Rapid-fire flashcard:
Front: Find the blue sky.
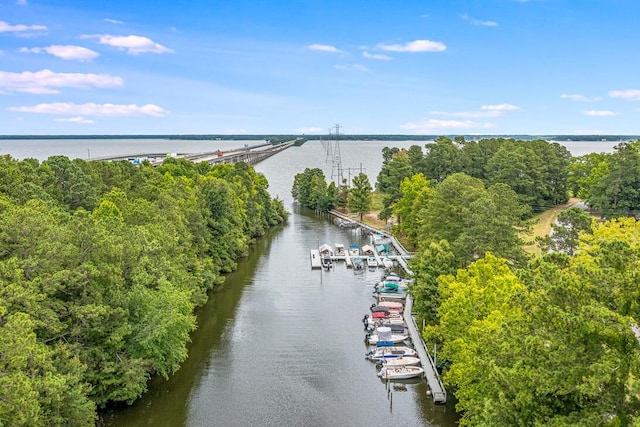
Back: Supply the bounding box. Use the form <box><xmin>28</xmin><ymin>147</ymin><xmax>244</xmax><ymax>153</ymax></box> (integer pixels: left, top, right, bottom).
<box><xmin>1</xmin><ymin>0</ymin><xmax>639</xmax><ymax>135</ymax></box>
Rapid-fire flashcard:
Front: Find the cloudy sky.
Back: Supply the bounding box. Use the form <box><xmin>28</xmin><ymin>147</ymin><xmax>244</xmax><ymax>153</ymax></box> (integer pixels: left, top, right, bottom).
<box><xmin>1</xmin><ymin>0</ymin><xmax>639</xmax><ymax>135</ymax></box>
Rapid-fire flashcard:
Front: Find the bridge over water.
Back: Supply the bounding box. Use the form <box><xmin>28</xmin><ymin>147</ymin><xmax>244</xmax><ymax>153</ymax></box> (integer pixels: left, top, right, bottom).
<box><xmin>92</xmin><ymin>140</ymin><xmax>296</xmax><ymax>166</ymax></box>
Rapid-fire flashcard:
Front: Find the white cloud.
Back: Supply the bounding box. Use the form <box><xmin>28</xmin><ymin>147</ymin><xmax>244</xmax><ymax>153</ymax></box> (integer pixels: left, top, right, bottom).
<box><xmin>561</xmin><ymin>93</ymin><xmax>602</xmax><ymax>102</ymax></box>
<box><xmin>401</xmin><ymin>119</ymin><xmax>494</xmax><ymax>133</ymax></box>
<box><xmin>583</xmin><ymin>110</ymin><xmax>617</xmax><ymax>116</ymax></box>
<box><xmin>307</xmin><ymin>43</ymin><xmax>344</xmax><ymax>53</ymax></box>
<box><xmin>0</xmin><ymin>20</ymin><xmax>46</xmax><ymax>33</ymax></box>
<box><xmin>104</xmin><ymin>18</ymin><xmax>124</xmax><ymax>25</ymax></box>
<box><xmin>377</xmin><ymin>39</ymin><xmax>446</xmax><ymax>53</ymax></box>
<box><xmin>8</xmin><ymin>102</ymin><xmax>169</xmax><ymax>117</ymax></box>
<box><xmin>481</xmin><ymin>104</ymin><xmax>519</xmax><ymax>111</ymax></box>
<box><xmin>461</xmin><ymin>14</ymin><xmax>498</xmax><ymax>27</ymax></box>
<box><xmin>83</xmin><ymin>34</ymin><xmax>174</xmax><ymax>55</ymax></box>
<box><xmin>609</xmin><ymin>89</ymin><xmax>640</xmax><ymax>101</ymax></box>
<box><xmin>333</xmin><ymin>64</ymin><xmax>369</xmax><ymax>72</ymax></box>
<box><xmin>20</xmin><ymin>45</ymin><xmax>99</xmax><ymax>61</ymax></box>
<box><xmin>0</xmin><ymin>69</ymin><xmax>123</xmax><ymax>94</ymax></box>
<box><xmin>55</xmin><ymin>116</ymin><xmax>94</xmax><ymax>124</ymax></box>
<box><xmin>363</xmin><ymin>51</ymin><xmax>392</xmax><ymax>60</ymax></box>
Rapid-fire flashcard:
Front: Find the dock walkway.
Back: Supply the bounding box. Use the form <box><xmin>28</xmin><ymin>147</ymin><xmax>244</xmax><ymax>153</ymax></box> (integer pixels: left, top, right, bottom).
<box><xmin>404</xmin><ymin>296</ymin><xmax>447</xmax><ymax>403</ymax></box>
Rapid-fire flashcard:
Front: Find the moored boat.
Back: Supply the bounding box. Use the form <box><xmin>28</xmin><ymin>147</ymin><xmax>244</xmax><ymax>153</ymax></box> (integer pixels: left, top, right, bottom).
<box><xmin>321</xmin><ymin>256</ymin><xmax>333</xmax><ymax>269</ymax></box>
<box><xmin>377</xmin><ymin>356</ymin><xmax>421</xmax><ymax>367</ymax></box>
<box><xmin>378</xmin><ymin>365</ymin><xmax>424</xmax><ymax>380</ymax></box>
<box><xmin>367</xmin><ymin>333</ymin><xmax>409</xmax><ymax>346</ymax></box>
<box><xmin>382</xmin><ymin>257</ymin><xmax>394</xmax><ymax>269</ymax></box>
<box><xmin>366</xmin><ymin>346</ymin><xmax>417</xmax><ymax>360</ymax></box>
<box><xmin>375</xmin><ymin>301</ymin><xmax>404</xmax><ymax>311</ymax></box>
<box><xmin>352</xmin><ymin>256</ymin><xmax>364</xmax><ymax>270</ymax></box>
<box><xmin>376</xmin><ymin>292</ymin><xmax>407</xmax><ymax>302</ymax></box>
<box><xmin>364</xmin><ymin>312</ymin><xmax>404</xmax><ymax>326</ymax></box>
<box><xmin>366</xmin><ymin>255</ymin><xmax>378</xmax><ymax>268</ymax></box>
<box><xmin>366</xmin><ymin>326</ymin><xmax>408</xmax><ymax>346</ymax></box>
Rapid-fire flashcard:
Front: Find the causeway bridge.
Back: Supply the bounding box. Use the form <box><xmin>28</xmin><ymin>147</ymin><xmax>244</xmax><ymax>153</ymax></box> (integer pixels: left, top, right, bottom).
<box><xmin>91</xmin><ymin>140</ymin><xmax>296</xmax><ymax>166</ymax></box>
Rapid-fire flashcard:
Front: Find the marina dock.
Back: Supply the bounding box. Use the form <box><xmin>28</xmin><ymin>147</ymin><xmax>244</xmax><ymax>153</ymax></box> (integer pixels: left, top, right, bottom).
<box><xmin>315</xmin><ymin>211</ymin><xmax>446</xmax><ymax>405</ymax></box>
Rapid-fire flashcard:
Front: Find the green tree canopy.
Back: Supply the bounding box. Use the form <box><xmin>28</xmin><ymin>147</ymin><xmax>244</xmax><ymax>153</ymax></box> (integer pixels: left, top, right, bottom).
<box><xmin>347</xmin><ymin>172</ymin><xmax>372</xmax><ymax>220</ymax></box>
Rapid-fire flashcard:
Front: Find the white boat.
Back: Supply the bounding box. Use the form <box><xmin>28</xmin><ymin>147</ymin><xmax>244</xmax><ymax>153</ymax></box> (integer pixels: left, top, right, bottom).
<box><xmin>376</xmin><ymin>292</ymin><xmax>407</xmax><ymax>302</ymax></box>
<box><xmin>367</xmin><ymin>333</ymin><xmax>409</xmax><ymax>345</ymax></box>
<box><xmin>366</xmin><ymin>346</ymin><xmax>417</xmax><ymax>360</ymax></box>
<box><xmin>334</xmin><ymin>243</ymin><xmax>345</xmax><ymax>256</ymax></box>
<box><xmin>379</xmin><ymin>356</ymin><xmax>421</xmax><ymax>367</ymax></box>
<box><xmin>382</xmin><ymin>257</ymin><xmax>394</xmax><ymax>268</ymax></box>
<box><xmin>378</xmin><ymin>365</ymin><xmax>424</xmax><ymax>380</ymax></box>
<box><xmin>348</xmin><ymin>244</ymin><xmax>360</xmax><ymax>256</ymax></box>
<box><xmin>321</xmin><ymin>256</ymin><xmax>333</xmax><ymax>269</ymax></box>
<box><xmin>366</xmin><ymin>256</ymin><xmax>378</xmax><ymax>268</ymax></box>
<box><xmin>366</xmin><ymin>326</ymin><xmax>408</xmax><ymax>345</ymax></box>
<box><xmin>352</xmin><ymin>256</ymin><xmax>364</xmax><ymax>270</ymax></box>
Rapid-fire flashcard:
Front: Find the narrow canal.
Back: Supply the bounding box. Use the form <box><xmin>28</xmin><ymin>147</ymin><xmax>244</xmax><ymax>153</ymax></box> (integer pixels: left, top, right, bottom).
<box><xmin>102</xmin><ymin>141</ymin><xmax>460</xmax><ymax>426</ymax></box>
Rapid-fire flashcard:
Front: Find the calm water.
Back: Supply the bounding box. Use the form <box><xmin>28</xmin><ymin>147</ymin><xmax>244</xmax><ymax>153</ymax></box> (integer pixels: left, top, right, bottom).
<box><xmin>0</xmin><ymin>138</ymin><xmax>620</xmax><ymax>426</ymax></box>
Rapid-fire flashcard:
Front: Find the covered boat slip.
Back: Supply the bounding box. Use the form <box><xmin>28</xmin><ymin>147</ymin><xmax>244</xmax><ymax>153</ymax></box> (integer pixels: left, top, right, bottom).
<box><xmin>310</xmin><ymin>242</ymin><xmax>394</xmax><ymax>269</ymax></box>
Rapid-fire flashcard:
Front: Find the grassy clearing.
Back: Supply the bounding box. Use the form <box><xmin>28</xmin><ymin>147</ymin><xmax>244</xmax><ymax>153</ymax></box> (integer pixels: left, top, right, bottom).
<box><xmin>523</xmin><ymin>197</ymin><xmax>581</xmax><ymax>255</ymax></box>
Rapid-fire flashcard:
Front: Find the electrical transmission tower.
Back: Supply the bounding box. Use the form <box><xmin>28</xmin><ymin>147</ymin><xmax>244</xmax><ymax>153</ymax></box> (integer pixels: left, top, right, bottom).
<box><xmin>330</xmin><ymin>123</ymin><xmax>343</xmax><ymax>185</ymax></box>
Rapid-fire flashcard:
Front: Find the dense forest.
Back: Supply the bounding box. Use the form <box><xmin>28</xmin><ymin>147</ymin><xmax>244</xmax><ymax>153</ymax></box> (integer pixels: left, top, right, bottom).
<box><xmin>0</xmin><ymin>155</ymin><xmax>287</xmax><ymax>426</ymax></box>
<box><xmin>293</xmin><ymin>137</ymin><xmax>640</xmax><ymax>426</ymax></box>
<box><xmin>386</xmin><ymin>138</ymin><xmax>640</xmax><ymax>426</ymax></box>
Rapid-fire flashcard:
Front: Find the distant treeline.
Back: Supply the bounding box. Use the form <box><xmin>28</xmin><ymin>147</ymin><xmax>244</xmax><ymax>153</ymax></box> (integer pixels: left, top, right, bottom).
<box><xmin>2</xmin><ymin>134</ymin><xmax>638</xmax><ymax>141</ymax></box>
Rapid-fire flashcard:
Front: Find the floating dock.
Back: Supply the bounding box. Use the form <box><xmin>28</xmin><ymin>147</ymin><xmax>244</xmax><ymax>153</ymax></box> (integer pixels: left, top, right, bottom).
<box><xmin>310</xmin><ymin>249</ymin><xmax>321</xmax><ymax>268</ymax></box>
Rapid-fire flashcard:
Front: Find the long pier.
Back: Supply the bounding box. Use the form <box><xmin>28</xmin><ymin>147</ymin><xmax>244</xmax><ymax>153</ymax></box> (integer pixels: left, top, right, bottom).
<box><xmin>92</xmin><ymin>140</ymin><xmax>296</xmax><ymax>166</ymax></box>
